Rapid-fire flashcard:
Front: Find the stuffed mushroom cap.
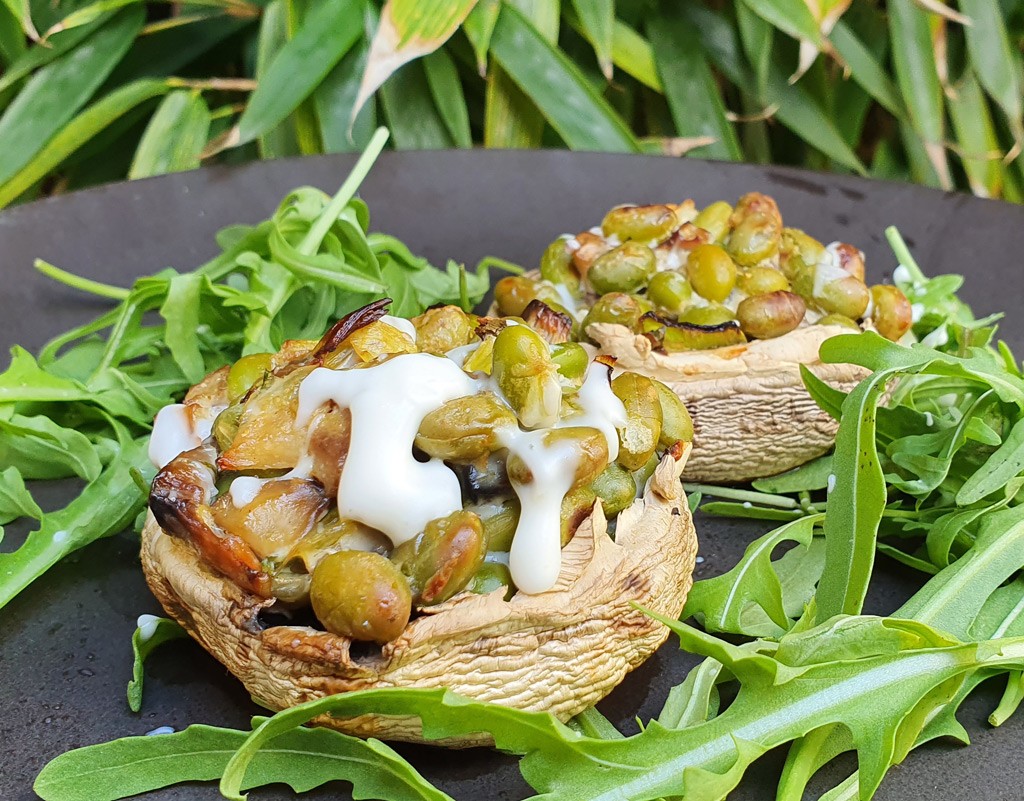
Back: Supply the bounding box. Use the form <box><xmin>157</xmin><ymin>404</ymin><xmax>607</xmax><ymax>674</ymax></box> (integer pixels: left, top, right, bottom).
<box><xmin>141</xmin><ymin>449</ymin><xmax>695</xmax><ymax>746</ymax></box>
<box><xmin>140</xmin><ymin>301</ymin><xmax>698</xmax><ymax>745</ymax></box>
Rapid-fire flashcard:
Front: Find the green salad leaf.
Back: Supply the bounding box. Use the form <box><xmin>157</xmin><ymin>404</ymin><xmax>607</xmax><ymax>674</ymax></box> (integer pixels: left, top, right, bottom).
<box><xmin>126</xmin><ymin>615</ymin><xmax>186</xmax><ymax>713</ymax></box>
<box><xmin>34</xmin><ymin>718</ymin><xmax>451</xmax><ymax>801</ymax></box>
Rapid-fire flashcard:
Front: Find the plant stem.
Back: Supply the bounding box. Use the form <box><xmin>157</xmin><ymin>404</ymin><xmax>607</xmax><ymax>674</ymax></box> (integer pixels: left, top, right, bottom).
<box><xmin>685</xmin><ymin>483</ymin><xmax>800</xmax><ymax>509</ymax></box>
<box><xmin>35</xmin><ymin>259</ymin><xmax>130</xmax><ymax>300</ymax></box>
<box><xmin>885</xmin><ymin>226</ymin><xmax>926</xmax><ymax>284</ymax></box>
<box><xmin>297</xmin><ymin>127</ymin><xmax>389</xmax><ymax>257</ymax></box>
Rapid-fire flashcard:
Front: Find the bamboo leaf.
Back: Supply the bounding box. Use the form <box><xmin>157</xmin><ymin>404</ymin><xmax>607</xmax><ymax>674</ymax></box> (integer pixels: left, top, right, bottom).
<box><xmin>959</xmin><ymin>0</ymin><xmax>1024</xmax><ymax>151</ymax></box>
<box><xmin>483</xmin><ymin>0</ymin><xmax>558</xmax><ymax>149</ymax></box>
<box><xmin>648</xmin><ymin>2</ymin><xmax>740</xmax><ymax>160</ymax></box>
<box><xmin>129</xmin><ymin>90</ymin><xmax>210</xmax><ymax>178</ymax></box>
<box><xmin>253</xmin><ymin>0</ymin><xmax>298</xmax><ymax>159</ymax></box>
<box><xmin>682</xmin><ymin>4</ymin><xmax>864</xmax><ymax>173</ymax></box>
<box><xmin>736</xmin><ymin>2</ymin><xmax>773</xmax><ymax>96</ymax></box>
<box><xmin>353</xmin><ymin>0</ymin><xmax>479</xmax><ymax>121</ymax></box>
<box><xmin>0</xmin><ymin>6</ymin><xmax>144</xmax><ymax>187</ymax></box>
<box><xmin>235</xmin><ymin>0</ymin><xmax>362</xmax><ymax>147</ymax></box>
<box><xmin>741</xmin><ymin>0</ymin><xmax>820</xmax><ymax>44</ymax></box>
<box><xmin>423</xmin><ymin>48</ymin><xmax>471</xmax><ymax>147</ymax></box>
<box><xmin>608</xmin><ymin>19</ymin><xmax>660</xmax><ymax>91</ymax></box>
<box><xmin>2</xmin><ymin>0</ymin><xmax>37</xmax><ymax>41</ymax></box>
<box><xmin>487</xmin><ymin>2</ymin><xmax>638</xmax><ymax>152</ymax></box>
<box><xmin>948</xmin><ymin>71</ymin><xmax>1006</xmax><ymax>198</ymax></box>
<box><xmin>888</xmin><ymin>0</ymin><xmax>951</xmax><ymax>188</ymax></box>
<box><xmin>314</xmin><ymin>8</ymin><xmax>377</xmax><ymax>154</ymax></box>
<box><xmin>0</xmin><ymin>2</ymin><xmax>25</xmax><ymax>66</ymax></box>
<box><xmin>379</xmin><ymin>59</ymin><xmax>454</xmax><ymax>149</ymax></box>
<box><xmin>830</xmin><ymin>20</ymin><xmax>905</xmax><ymax>117</ymax></box>
<box><xmin>107</xmin><ymin>12</ymin><xmax>248</xmax><ymax>85</ymax></box>
<box><xmin>462</xmin><ymin>0</ymin><xmax>499</xmax><ymax>75</ymax></box>
<box><xmin>0</xmin><ymin>78</ymin><xmax>170</xmax><ymax>208</ymax></box>
<box><xmin>569</xmin><ymin>0</ymin><xmax>613</xmax><ymax>80</ymax></box>
<box><xmin>0</xmin><ymin>16</ymin><xmax>105</xmax><ymax>95</ymax></box>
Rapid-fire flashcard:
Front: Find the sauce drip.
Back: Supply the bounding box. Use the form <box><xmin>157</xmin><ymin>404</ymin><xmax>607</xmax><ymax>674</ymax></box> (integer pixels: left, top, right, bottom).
<box><xmin>295</xmin><ymin>353</ymin><xmax>475</xmax><ymax>546</ymax></box>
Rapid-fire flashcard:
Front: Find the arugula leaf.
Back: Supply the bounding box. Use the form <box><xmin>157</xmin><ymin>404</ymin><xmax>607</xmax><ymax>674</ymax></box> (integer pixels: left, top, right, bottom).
<box><xmin>0</xmin><ymin>414</ymin><xmax>103</xmax><ymax>480</ymax></box>
<box><xmin>126</xmin><ymin>615</ymin><xmax>187</xmax><ymax>713</ymax></box>
<box><xmin>684</xmin><ymin>515</ymin><xmax>822</xmax><ymax>637</ymax></box>
<box><xmin>0</xmin><ymin>465</ymin><xmax>42</xmax><ymax>524</ymax></box>
<box><xmin>34</xmin><ymin>719</ymin><xmax>452</xmax><ymax>801</ymax></box>
<box><xmin>0</xmin><ymin>437</ymin><xmax>152</xmax><ymax>609</ymax></box>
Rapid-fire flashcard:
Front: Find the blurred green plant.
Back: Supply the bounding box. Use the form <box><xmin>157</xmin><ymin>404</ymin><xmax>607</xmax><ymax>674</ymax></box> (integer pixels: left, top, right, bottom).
<box><xmin>0</xmin><ymin>0</ymin><xmax>1021</xmax><ymax>207</ymax></box>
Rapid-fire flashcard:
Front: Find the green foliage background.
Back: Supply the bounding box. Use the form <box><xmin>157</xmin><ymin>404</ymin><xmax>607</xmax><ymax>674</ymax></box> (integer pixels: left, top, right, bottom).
<box><xmin>0</xmin><ymin>0</ymin><xmax>1021</xmax><ymax>208</ymax></box>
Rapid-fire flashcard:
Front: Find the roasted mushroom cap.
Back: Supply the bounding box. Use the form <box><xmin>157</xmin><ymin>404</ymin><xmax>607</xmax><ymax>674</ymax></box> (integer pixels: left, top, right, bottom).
<box><xmin>587</xmin><ymin>322</ymin><xmax>867</xmax><ymax>483</ymax></box>
<box><xmin>140</xmin><ymin>449</ymin><xmax>696</xmax><ymax>746</ymax></box>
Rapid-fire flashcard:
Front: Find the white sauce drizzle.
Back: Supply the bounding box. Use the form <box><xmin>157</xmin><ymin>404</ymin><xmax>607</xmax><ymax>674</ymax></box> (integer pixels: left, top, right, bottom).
<box><xmin>812</xmin><ymin>256</ymin><xmax>850</xmax><ymax>299</ymax></box>
<box><xmin>826</xmin><ymin>473</ymin><xmax>837</xmax><ymax>494</ymax></box>
<box><xmin>911</xmin><ymin>303</ymin><xmax>925</xmax><ymax>323</ymax></box>
<box><xmin>228</xmin><ymin>476</ymin><xmax>270</xmax><ymax>508</ymax></box>
<box><xmin>499</xmin><ymin>428</ymin><xmax>580</xmax><ymax>595</ymax></box>
<box><xmin>558</xmin><ymin>363</ymin><xmax>627</xmax><ymax>462</ymax></box>
<box><xmin>295</xmin><ymin>354</ymin><xmax>475</xmax><ymax>546</ymax></box>
<box><xmin>551</xmin><ymin>281</ymin><xmax>580</xmax><ymax>315</ymax></box>
<box><xmin>136</xmin><ymin>614</ymin><xmax>162</xmax><ymax>642</ymax></box>
<box><xmin>381</xmin><ymin>314</ymin><xmax>417</xmax><ymax>340</ymax></box>
<box><xmin>921</xmin><ymin>325</ymin><xmax>949</xmax><ymax>348</ymax></box>
<box><xmin>149</xmin><ymin>404</ymin><xmax>201</xmax><ymax>468</ymax></box>
<box><xmin>445</xmin><ymin>342</ymin><xmax>480</xmax><ymax>368</ymax></box>
<box><xmin>893</xmin><ymin>264</ymin><xmax>912</xmax><ymax>286</ymax></box>
<box><xmin>193</xmin><ymin>404</ymin><xmax>225</xmax><ymax>442</ymax></box>
<box><xmin>924</xmin><ymin>412</ymin><xmax>934</xmax><ymax>427</ymax></box>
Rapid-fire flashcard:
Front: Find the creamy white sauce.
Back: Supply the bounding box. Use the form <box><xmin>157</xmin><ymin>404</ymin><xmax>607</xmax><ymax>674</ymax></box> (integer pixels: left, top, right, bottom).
<box><xmin>228</xmin><ymin>475</ymin><xmax>270</xmax><ymax>508</ymax></box>
<box><xmin>558</xmin><ymin>363</ymin><xmax>626</xmax><ymax>462</ymax></box>
<box><xmin>445</xmin><ymin>342</ymin><xmax>480</xmax><ymax>368</ymax></box>
<box><xmin>149</xmin><ymin>404</ymin><xmax>201</xmax><ymax>468</ymax></box>
<box><xmin>193</xmin><ymin>404</ymin><xmax>226</xmax><ymax>443</ymax></box>
<box><xmin>500</xmin><ymin>427</ymin><xmax>580</xmax><ymax>595</ymax></box>
<box><xmin>146</xmin><ymin>726</ymin><xmax>175</xmax><ymax>736</ymax></box>
<box><xmin>565</xmin><ymin>236</ymin><xmax>581</xmax><ymax>253</ymax></box>
<box><xmin>381</xmin><ymin>315</ymin><xmax>417</xmax><ymax>340</ymax></box>
<box><xmin>136</xmin><ymin>614</ymin><xmax>162</xmax><ymax>642</ymax></box>
<box><xmin>893</xmin><ymin>264</ymin><xmax>912</xmax><ymax>286</ymax></box>
<box><xmin>826</xmin><ymin>473</ymin><xmax>837</xmax><ymax>494</ymax></box>
<box><xmin>924</xmin><ymin>412</ymin><xmax>934</xmax><ymax>427</ymax></box>
<box><xmin>812</xmin><ymin>257</ymin><xmax>850</xmax><ymax>299</ymax></box>
<box><xmin>295</xmin><ymin>354</ymin><xmax>475</xmax><ymax>546</ymax></box>
<box><xmin>551</xmin><ymin>281</ymin><xmax>580</xmax><ymax>316</ymax></box>
<box><xmin>921</xmin><ymin>325</ymin><xmax>949</xmax><ymax>348</ymax></box>
<box><xmin>911</xmin><ymin>303</ymin><xmax>925</xmax><ymax>323</ymax></box>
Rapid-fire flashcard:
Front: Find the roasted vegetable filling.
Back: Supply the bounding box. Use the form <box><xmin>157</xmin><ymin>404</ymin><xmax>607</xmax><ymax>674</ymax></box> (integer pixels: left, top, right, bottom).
<box><xmin>493</xmin><ymin>193</ymin><xmax>913</xmax><ymax>350</ymax></box>
<box><xmin>148</xmin><ymin>301</ymin><xmax>692</xmax><ymax>643</ymax></box>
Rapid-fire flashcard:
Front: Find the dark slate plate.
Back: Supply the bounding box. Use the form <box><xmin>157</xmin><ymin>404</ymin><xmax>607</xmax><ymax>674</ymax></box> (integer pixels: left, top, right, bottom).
<box><xmin>2</xmin><ymin>151</ymin><xmax>1024</xmax><ymax>801</ymax></box>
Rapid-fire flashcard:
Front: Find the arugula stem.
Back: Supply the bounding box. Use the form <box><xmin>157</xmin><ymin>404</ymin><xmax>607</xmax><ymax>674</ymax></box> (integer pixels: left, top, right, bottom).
<box><xmin>685</xmin><ymin>483</ymin><xmax>799</xmax><ymax>509</ymax></box>
<box><xmin>297</xmin><ymin>127</ymin><xmax>389</xmax><ymax>257</ymax></box>
<box><xmin>885</xmin><ymin>226</ymin><xmax>926</xmax><ymax>284</ymax></box>
<box><xmin>34</xmin><ymin>259</ymin><xmax>130</xmax><ymax>300</ymax></box>
<box><xmin>475</xmin><ymin>255</ymin><xmax>526</xmax><ymax>276</ymax></box>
